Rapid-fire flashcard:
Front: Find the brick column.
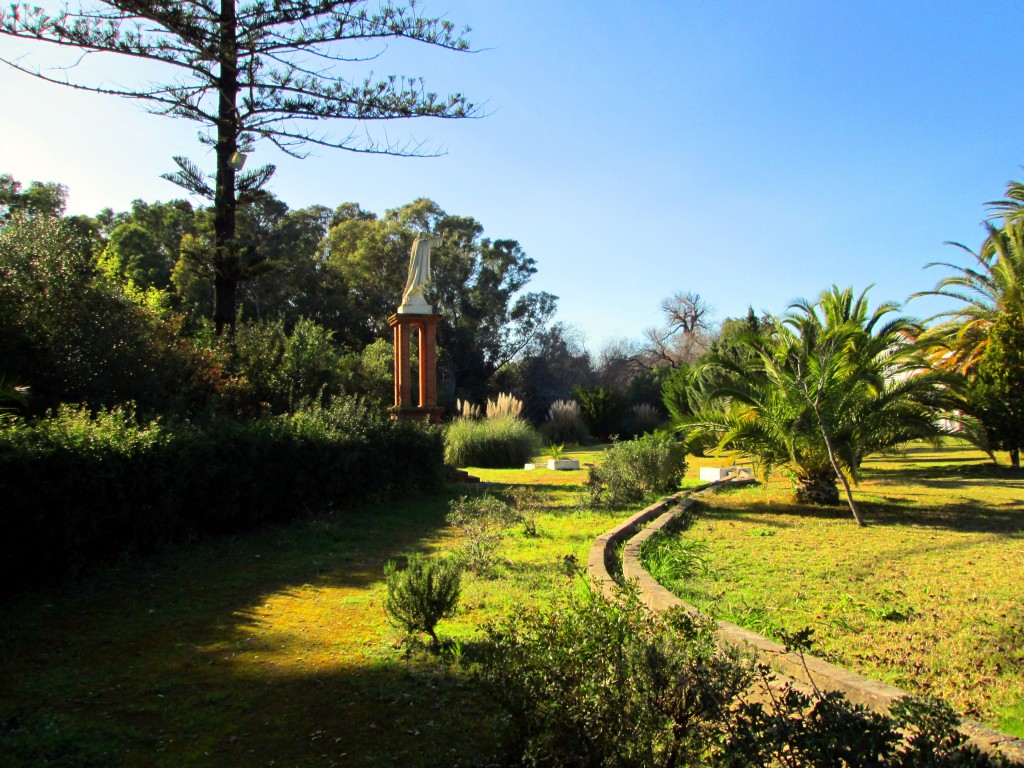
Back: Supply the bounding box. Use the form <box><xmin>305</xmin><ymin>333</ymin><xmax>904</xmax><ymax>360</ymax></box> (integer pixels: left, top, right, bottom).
<box><xmin>388</xmin><ymin>312</ymin><xmax>443</xmax><ymax>423</ymax></box>
<box><xmin>419</xmin><ymin>316</ymin><xmax>439</xmax><ymax>409</ymax></box>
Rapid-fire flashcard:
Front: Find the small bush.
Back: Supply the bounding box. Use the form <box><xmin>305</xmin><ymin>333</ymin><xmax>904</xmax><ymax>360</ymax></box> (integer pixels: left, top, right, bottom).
<box><xmin>503</xmin><ymin>485</ymin><xmax>547</xmax><ymax>537</ymax></box>
<box><xmin>482</xmin><ymin>584</ymin><xmax>752</xmax><ymax>768</ymax></box>
<box><xmin>581</xmin><ymin>433</ymin><xmax>687</xmax><ymax>509</ymax></box>
<box><xmin>383</xmin><ymin>553</ymin><xmax>462</xmax><ymax>649</ymax></box>
<box><xmin>444</xmin><ymin>415</ymin><xmax>541</xmax><ymax>468</ymax></box>
<box><xmin>541</xmin><ymin>399</ymin><xmax>590</xmax><ymax>445</ymax></box>
<box><xmin>446</xmin><ymin>494</ymin><xmax>521</xmax><ymax>575</ymax></box>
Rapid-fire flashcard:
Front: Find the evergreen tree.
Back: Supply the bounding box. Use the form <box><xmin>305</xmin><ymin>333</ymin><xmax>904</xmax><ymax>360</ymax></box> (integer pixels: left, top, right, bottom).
<box><xmin>1</xmin><ymin>1</ymin><xmax>478</xmax><ymax>333</ymax></box>
<box><xmin>972</xmin><ymin>305</ymin><xmax>1024</xmax><ymax>468</ymax></box>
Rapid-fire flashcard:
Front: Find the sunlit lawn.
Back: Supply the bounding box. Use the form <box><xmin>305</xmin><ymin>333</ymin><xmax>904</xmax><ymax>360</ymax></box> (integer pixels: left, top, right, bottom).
<box><xmin>0</xmin><ymin>445</ymin><xmax>627</xmax><ymax>767</ymax></box>
<box><xmin>655</xmin><ymin>442</ymin><xmax>1024</xmax><ymax>738</ymax></box>
<box><xmin>4</xmin><ymin>440</ymin><xmax>1022</xmax><ymax>766</ymax></box>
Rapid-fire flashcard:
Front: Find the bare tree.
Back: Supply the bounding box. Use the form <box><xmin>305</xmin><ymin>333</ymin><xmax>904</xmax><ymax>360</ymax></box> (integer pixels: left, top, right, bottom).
<box><xmin>1</xmin><ymin>1</ymin><xmax>478</xmax><ymax>332</ymax></box>
<box><xmin>637</xmin><ymin>291</ymin><xmax>713</xmax><ymax>369</ymax></box>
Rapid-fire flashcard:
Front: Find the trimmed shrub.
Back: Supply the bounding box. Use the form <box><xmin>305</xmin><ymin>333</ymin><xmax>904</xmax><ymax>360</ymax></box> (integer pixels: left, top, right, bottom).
<box><xmin>541</xmin><ymin>399</ymin><xmax>590</xmax><ymax>445</ymax></box>
<box><xmin>443</xmin><ymin>416</ymin><xmax>541</xmax><ymax>468</ymax></box>
<box><xmin>383</xmin><ymin>553</ymin><xmax>462</xmax><ymax>649</ymax></box>
<box><xmin>0</xmin><ymin>397</ymin><xmax>444</xmax><ymax>595</ymax></box>
<box><xmin>581</xmin><ymin>433</ymin><xmax>687</xmax><ymax>509</ymax></box>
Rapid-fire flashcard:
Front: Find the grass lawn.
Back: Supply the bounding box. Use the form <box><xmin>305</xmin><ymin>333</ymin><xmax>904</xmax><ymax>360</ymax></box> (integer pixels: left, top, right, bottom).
<box><xmin>4</xmin><ymin>441</ymin><xmax>1021</xmax><ymax>766</ymax></box>
<box><xmin>653</xmin><ymin>442</ymin><xmax>1024</xmax><ymax>738</ymax></box>
<box><xmin>0</xmin><ymin>446</ymin><xmax>628</xmax><ymax>767</ymax></box>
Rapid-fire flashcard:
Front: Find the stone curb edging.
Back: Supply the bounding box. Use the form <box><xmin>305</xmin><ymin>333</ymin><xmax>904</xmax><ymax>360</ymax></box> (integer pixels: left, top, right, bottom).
<box><xmin>589</xmin><ymin>478</ymin><xmax>1024</xmax><ymax>764</ymax></box>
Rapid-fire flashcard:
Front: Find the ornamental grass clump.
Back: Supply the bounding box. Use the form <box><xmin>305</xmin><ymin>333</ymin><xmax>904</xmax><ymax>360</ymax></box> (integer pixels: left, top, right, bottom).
<box><xmin>541</xmin><ymin>398</ymin><xmax>590</xmax><ymax>445</ymax></box>
<box><xmin>628</xmin><ymin>402</ymin><xmax>663</xmax><ymax>436</ymax></box>
<box><xmin>383</xmin><ymin>553</ymin><xmax>462</xmax><ymax>650</ymax></box>
<box><xmin>485</xmin><ymin>392</ymin><xmax>524</xmax><ymax>420</ymax></box>
<box><xmin>456</xmin><ymin>398</ymin><xmax>482</xmax><ymax>419</ymax></box>
<box><xmin>444</xmin><ymin>410</ymin><xmax>540</xmax><ymax>468</ymax></box>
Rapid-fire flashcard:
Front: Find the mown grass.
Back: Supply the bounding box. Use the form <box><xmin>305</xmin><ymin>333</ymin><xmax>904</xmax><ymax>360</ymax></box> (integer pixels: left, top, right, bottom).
<box><xmin>646</xmin><ymin>442</ymin><xmax>1024</xmax><ymax>738</ymax></box>
<box><xmin>0</xmin><ymin>445</ymin><xmax>632</xmax><ymax>767</ymax></box>
<box><xmin>8</xmin><ymin>440</ymin><xmax>1019</xmax><ymax>765</ymax></box>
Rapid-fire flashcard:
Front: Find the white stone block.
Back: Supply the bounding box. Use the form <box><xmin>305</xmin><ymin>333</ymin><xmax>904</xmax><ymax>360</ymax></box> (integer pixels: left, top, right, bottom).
<box><xmin>548</xmin><ymin>459</ymin><xmax>581</xmax><ymax>471</ymax></box>
<box><xmin>699</xmin><ymin>467</ymin><xmax>731</xmax><ymax>481</ymax></box>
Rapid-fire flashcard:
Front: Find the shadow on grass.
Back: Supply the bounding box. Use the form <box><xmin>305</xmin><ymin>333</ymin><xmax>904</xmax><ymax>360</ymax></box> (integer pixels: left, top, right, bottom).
<box><xmin>0</xmin><ymin>655</ymin><xmax>505</xmax><ymax>768</ymax></box>
<box><xmin>702</xmin><ymin>494</ymin><xmax>1024</xmax><ymax>537</ymax></box>
<box><xmin>869</xmin><ymin>461</ymin><xmax>1024</xmax><ymax>481</ymax></box>
<box><xmin>0</xmin><ymin>489</ymin><xmax>509</xmax><ymax>768</ymax></box>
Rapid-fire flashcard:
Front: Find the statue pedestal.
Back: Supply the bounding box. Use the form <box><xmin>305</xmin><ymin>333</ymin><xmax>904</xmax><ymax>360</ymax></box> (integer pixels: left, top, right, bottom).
<box><xmin>388</xmin><ymin>312</ymin><xmax>444</xmax><ymax>424</ymax></box>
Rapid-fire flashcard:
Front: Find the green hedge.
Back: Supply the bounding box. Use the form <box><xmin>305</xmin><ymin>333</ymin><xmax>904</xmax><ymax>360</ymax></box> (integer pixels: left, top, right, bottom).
<box><xmin>0</xmin><ymin>398</ymin><xmax>444</xmax><ymax>595</ymax></box>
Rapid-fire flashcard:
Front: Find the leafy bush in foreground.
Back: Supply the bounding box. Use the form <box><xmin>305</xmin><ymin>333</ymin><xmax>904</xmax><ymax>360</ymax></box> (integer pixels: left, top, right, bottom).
<box><xmin>443</xmin><ymin>415</ymin><xmax>541</xmax><ymax>468</ymax></box>
<box><xmin>581</xmin><ymin>433</ymin><xmax>687</xmax><ymax>509</ymax></box>
<box><xmin>0</xmin><ymin>397</ymin><xmax>444</xmax><ymax>594</ymax></box>
<box><xmin>482</xmin><ymin>587</ymin><xmax>1014</xmax><ymax>767</ymax></box>
<box><xmin>482</xmin><ymin>584</ymin><xmax>752</xmax><ymax>768</ymax></box>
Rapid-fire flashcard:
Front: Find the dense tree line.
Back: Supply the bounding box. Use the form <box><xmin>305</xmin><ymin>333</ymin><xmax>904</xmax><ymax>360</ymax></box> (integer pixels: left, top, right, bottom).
<box><xmin>0</xmin><ymin>173</ymin><xmax>562</xmax><ymax>415</ymax></box>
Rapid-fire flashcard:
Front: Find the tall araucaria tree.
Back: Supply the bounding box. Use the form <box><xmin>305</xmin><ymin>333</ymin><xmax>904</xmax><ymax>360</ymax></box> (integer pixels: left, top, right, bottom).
<box><xmin>0</xmin><ymin>1</ymin><xmax>478</xmax><ymax>333</ymax></box>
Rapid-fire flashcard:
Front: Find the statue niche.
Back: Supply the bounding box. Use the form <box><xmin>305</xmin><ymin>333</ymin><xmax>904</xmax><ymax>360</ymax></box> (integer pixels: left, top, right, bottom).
<box><xmin>389</xmin><ymin>234</ymin><xmax>444</xmax><ymax>423</ymax></box>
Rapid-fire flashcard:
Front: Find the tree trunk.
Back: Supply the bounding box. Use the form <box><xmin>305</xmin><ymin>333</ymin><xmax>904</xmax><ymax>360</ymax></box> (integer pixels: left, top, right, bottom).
<box><xmin>794</xmin><ymin>473</ymin><xmax>840</xmax><ymax>506</ymax></box>
<box><xmin>213</xmin><ymin>0</ymin><xmax>240</xmax><ymax>336</ymax></box>
<box><xmin>1012</xmin><ymin>448</ymin><xmax>1020</xmax><ymax>470</ymax></box>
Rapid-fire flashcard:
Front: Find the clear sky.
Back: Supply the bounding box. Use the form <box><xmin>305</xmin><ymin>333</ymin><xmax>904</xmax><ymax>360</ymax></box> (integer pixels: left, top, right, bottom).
<box><xmin>2</xmin><ymin>0</ymin><xmax>1022</xmax><ymax>349</ymax></box>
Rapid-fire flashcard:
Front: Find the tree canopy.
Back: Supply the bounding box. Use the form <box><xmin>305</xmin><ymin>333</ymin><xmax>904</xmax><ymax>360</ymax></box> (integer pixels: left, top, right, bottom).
<box><xmin>1</xmin><ymin>0</ymin><xmax>479</xmax><ymax>331</ymax></box>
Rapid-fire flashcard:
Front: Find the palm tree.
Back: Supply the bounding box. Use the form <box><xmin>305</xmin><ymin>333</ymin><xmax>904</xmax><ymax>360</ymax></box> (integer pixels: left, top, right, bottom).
<box><xmin>673</xmin><ymin>287</ymin><xmax>949</xmax><ymax>525</ymax></box>
<box><xmin>914</xmin><ymin>211</ymin><xmax>1024</xmax><ymax>376</ymax></box>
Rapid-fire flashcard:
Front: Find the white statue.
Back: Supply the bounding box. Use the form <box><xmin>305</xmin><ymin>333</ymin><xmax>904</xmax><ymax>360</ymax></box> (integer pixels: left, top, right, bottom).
<box><xmin>399</xmin><ymin>234</ymin><xmax>442</xmax><ymax>314</ymax></box>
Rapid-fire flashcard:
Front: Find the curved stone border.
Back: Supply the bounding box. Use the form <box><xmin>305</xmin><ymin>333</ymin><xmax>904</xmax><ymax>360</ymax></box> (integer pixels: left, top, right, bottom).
<box><xmin>588</xmin><ymin>479</ymin><xmax>1024</xmax><ymax>764</ymax></box>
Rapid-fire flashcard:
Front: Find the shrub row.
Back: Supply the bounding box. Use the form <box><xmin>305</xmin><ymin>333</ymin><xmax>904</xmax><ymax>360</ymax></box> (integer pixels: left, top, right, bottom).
<box><xmin>0</xmin><ymin>397</ymin><xmax>444</xmax><ymax>595</ymax></box>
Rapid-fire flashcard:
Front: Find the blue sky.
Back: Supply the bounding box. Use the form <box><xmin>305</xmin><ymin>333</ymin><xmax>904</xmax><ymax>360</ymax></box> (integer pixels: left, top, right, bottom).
<box><xmin>2</xmin><ymin>0</ymin><xmax>1023</xmax><ymax>348</ymax></box>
